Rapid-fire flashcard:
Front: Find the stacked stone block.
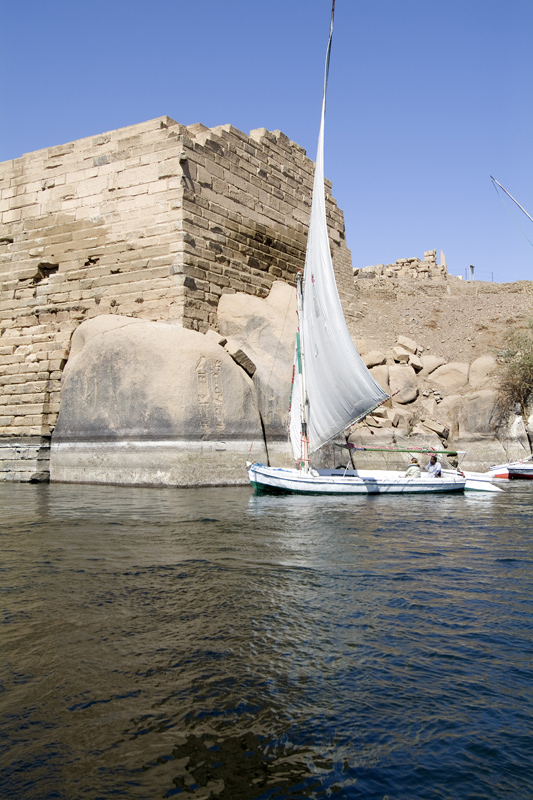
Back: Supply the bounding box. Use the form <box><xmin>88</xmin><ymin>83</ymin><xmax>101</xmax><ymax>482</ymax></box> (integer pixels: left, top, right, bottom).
<box><xmin>0</xmin><ymin>115</ymin><xmax>353</xmax><ymax>478</ymax></box>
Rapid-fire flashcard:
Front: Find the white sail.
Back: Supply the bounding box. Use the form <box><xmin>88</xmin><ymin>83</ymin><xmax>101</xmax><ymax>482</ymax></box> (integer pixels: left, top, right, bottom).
<box><xmin>248</xmin><ymin>6</ymin><xmax>468</xmax><ymax>496</ymax></box>
<box><xmin>289</xmin><ymin>10</ymin><xmax>388</xmax><ymax>461</ymax></box>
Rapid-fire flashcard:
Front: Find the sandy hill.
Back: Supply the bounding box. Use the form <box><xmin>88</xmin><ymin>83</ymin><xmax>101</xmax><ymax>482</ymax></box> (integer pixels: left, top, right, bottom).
<box><xmin>350</xmin><ymin>276</ymin><xmax>533</xmax><ymax>363</ymax></box>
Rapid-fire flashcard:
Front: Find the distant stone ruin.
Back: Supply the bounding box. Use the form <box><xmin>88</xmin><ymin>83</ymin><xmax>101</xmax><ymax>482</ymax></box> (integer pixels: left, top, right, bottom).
<box><xmin>355</xmin><ymin>249</ymin><xmax>448</xmax><ymax>281</ymax></box>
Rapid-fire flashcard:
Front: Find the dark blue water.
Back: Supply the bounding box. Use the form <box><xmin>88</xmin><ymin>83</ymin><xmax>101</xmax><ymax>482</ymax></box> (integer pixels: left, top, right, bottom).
<box><xmin>1</xmin><ymin>482</ymin><xmax>533</xmax><ymax>799</ymax></box>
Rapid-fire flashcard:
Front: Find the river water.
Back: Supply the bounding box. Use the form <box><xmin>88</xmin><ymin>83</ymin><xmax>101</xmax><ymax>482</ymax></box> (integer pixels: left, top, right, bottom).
<box><xmin>1</xmin><ymin>481</ymin><xmax>532</xmax><ymax>799</ymax></box>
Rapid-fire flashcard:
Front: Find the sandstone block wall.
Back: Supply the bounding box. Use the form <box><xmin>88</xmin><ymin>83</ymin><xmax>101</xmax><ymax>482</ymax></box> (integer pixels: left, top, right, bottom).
<box><xmin>0</xmin><ymin>115</ymin><xmax>353</xmax><ymax>469</ymax></box>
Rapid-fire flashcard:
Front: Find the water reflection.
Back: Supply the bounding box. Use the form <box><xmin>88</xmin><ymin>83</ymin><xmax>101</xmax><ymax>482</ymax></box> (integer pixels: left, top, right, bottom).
<box><xmin>1</xmin><ymin>482</ymin><xmax>533</xmax><ymax>799</ymax></box>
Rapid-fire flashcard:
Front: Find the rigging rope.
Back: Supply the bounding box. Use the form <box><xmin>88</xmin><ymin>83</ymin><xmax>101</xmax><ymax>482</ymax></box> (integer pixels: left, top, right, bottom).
<box><xmin>491</xmin><ymin>176</ymin><xmax>533</xmax><ymax>249</ymax></box>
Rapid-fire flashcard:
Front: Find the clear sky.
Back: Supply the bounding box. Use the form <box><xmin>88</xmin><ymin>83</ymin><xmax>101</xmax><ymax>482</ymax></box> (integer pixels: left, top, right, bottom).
<box><xmin>2</xmin><ymin>0</ymin><xmax>532</xmax><ymax>282</ymax></box>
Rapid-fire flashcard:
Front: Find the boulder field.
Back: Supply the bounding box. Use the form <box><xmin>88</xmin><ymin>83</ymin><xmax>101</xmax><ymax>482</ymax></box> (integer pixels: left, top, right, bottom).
<box><xmin>50</xmin><ymin>280</ymin><xmax>532</xmax><ymax>485</ymax></box>
<box><xmin>349</xmin><ymin>338</ymin><xmax>528</xmax><ymax>471</ymax></box>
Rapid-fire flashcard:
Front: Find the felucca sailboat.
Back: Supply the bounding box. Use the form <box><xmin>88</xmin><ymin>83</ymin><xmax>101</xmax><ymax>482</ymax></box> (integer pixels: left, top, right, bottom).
<box><xmin>247</xmin><ymin>2</ymin><xmax>466</xmax><ymax>495</ymax></box>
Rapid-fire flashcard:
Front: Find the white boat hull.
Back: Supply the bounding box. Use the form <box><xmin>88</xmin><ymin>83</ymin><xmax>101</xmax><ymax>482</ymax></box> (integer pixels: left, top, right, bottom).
<box><xmin>441</xmin><ymin>469</ymin><xmax>504</xmax><ymax>493</ymax></box>
<box><xmin>489</xmin><ymin>460</ymin><xmax>533</xmax><ymax>480</ymax></box>
<box><xmin>247</xmin><ymin>464</ymin><xmax>466</xmax><ymax>495</ymax></box>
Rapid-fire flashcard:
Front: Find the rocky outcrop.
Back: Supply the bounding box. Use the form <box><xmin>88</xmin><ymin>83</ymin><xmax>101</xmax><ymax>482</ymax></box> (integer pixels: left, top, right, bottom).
<box><xmin>3</xmin><ymin>114</ymin><xmax>532</xmax><ymax>484</ymax></box>
<box><xmin>50</xmin><ymin>280</ymin><xmax>531</xmax><ymax>484</ymax></box>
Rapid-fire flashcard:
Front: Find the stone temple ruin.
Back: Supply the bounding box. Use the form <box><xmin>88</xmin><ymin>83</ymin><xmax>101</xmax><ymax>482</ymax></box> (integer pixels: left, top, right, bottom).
<box><xmin>355</xmin><ymin>249</ymin><xmax>448</xmax><ymax>281</ymax></box>
<box><xmin>0</xmin><ymin>116</ymin><xmax>353</xmax><ymax>482</ymax></box>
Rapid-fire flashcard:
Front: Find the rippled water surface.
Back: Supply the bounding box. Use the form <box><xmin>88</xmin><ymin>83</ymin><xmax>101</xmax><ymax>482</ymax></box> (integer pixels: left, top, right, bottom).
<box><xmin>1</xmin><ymin>482</ymin><xmax>533</xmax><ymax>799</ymax></box>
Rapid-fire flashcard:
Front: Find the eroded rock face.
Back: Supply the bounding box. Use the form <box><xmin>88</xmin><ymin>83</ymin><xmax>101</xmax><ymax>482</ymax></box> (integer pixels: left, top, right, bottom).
<box><xmin>55</xmin><ymin>316</ymin><xmax>262</xmax><ymax>441</ymax></box>
<box><xmin>51</xmin><ymin>315</ymin><xmax>268</xmax><ymax>485</ymax></box>
<box><xmin>217</xmin><ymin>282</ymin><xmax>297</xmax><ymax>439</ymax></box>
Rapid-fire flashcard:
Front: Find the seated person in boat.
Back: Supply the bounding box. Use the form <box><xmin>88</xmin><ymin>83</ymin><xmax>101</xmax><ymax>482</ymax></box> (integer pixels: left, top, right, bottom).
<box><xmin>405</xmin><ymin>457</ymin><xmax>421</xmax><ymax>478</ymax></box>
<box><xmin>426</xmin><ymin>454</ymin><xmax>442</xmax><ymax>478</ymax></box>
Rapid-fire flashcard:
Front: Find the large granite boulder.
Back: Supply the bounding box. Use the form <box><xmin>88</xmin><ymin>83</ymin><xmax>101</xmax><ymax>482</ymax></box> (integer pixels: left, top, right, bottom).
<box><xmin>51</xmin><ymin>315</ymin><xmax>268</xmax><ymax>485</ymax></box>
<box><xmin>419</xmin><ymin>355</ymin><xmax>446</xmax><ymax>376</ymax></box>
<box><xmin>431</xmin><ymin>362</ymin><xmax>469</xmax><ymax>392</ymax></box>
<box><xmin>457</xmin><ymin>390</ymin><xmax>499</xmax><ymax>440</ymax></box>
<box><xmin>389</xmin><ymin>364</ymin><xmax>418</xmax><ymax>403</ymax></box>
<box><xmin>363</xmin><ymin>350</ymin><xmax>386</xmax><ymax>368</ymax></box>
<box><xmin>434</xmin><ymin>394</ymin><xmax>463</xmax><ymax>441</ymax></box>
<box><xmin>468</xmin><ymin>355</ymin><xmax>497</xmax><ymax>389</ymax></box>
<box><xmin>217</xmin><ymin>282</ymin><xmax>296</xmax><ymax>444</ymax></box>
<box><xmin>454</xmin><ymin>389</ymin><xmax>524</xmax><ymax>470</ymax></box>
<box><xmin>369</xmin><ymin>364</ymin><xmax>389</xmax><ymax>392</ymax></box>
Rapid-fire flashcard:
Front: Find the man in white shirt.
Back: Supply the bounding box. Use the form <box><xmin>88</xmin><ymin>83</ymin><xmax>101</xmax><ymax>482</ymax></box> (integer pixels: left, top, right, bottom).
<box><xmin>426</xmin><ymin>454</ymin><xmax>442</xmax><ymax>477</ymax></box>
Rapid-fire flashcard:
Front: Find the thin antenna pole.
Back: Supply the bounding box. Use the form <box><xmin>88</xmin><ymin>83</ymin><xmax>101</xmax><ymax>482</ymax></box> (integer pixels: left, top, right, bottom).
<box><xmin>491</xmin><ymin>176</ymin><xmax>533</xmax><ymax>225</ymax></box>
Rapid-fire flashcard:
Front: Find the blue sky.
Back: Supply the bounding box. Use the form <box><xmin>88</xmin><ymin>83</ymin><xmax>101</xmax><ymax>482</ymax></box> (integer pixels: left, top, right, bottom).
<box><xmin>2</xmin><ymin>0</ymin><xmax>532</xmax><ymax>282</ymax></box>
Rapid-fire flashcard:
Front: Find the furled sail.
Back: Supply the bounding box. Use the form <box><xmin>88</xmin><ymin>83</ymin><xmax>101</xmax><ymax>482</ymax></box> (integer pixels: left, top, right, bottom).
<box><xmin>289</xmin><ymin>4</ymin><xmax>389</xmax><ymax>460</ymax></box>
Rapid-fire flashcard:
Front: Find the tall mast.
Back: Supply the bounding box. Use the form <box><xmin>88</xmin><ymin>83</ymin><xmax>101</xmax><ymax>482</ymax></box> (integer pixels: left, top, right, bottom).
<box><xmin>297</xmin><ymin>0</ymin><xmax>336</xmax><ymax>472</ymax></box>
<box><xmin>288</xmin><ymin>0</ymin><xmax>388</xmax><ymax>462</ymax></box>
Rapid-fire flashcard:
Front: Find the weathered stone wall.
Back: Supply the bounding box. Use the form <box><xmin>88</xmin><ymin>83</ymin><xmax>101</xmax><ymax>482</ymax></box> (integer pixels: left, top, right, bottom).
<box><xmin>0</xmin><ymin>437</ymin><xmax>50</xmax><ymax>482</ymax></box>
<box><xmin>0</xmin><ymin>116</ymin><xmax>353</xmax><ymax>479</ymax></box>
<box><xmin>173</xmin><ymin>122</ymin><xmax>351</xmax><ymax>329</ymax></box>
